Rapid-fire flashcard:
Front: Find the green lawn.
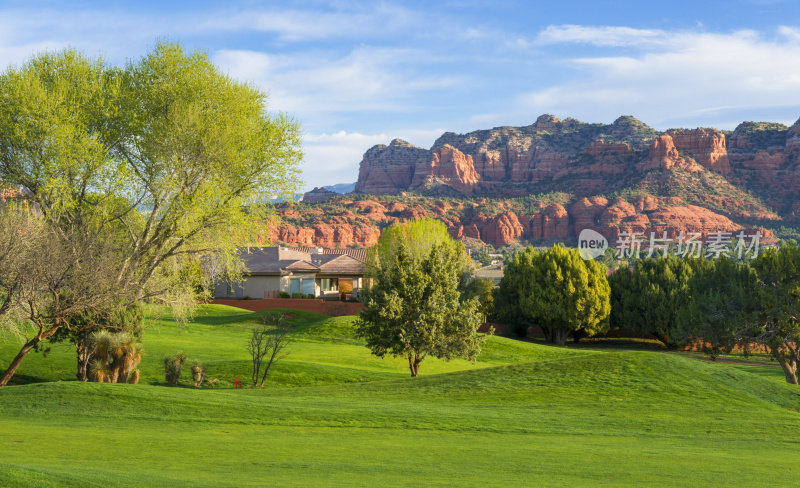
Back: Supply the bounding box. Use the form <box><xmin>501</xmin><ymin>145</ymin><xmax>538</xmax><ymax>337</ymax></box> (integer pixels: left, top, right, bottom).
<box><xmin>1</xmin><ymin>305</ymin><xmax>799</xmax><ymax>486</ymax></box>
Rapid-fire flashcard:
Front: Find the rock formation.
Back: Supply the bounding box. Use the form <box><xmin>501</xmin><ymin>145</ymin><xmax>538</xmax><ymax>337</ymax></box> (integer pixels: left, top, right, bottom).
<box><xmin>667</xmin><ymin>128</ymin><xmax>731</xmax><ymax>174</ymax></box>
<box><xmin>352</xmin><ymin>115</ymin><xmax>796</xmax><ymax>205</ymax></box>
<box><xmin>411</xmin><ymin>144</ymin><xmax>481</xmax><ymax>194</ymax></box>
<box><xmin>354</xmin><ymin>139</ymin><xmax>429</xmax><ymax>194</ymax></box>
<box><xmin>302</xmin><ymin>187</ymin><xmax>337</xmax><ymax>204</ymax></box>
<box><xmin>269</xmin><ymin>193</ymin><xmax>776</xmax><ymax>249</ymax></box>
<box><xmin>274</xmin><ymin>115</ymin><xmax>796</xmax><ymax>250</ymax></box>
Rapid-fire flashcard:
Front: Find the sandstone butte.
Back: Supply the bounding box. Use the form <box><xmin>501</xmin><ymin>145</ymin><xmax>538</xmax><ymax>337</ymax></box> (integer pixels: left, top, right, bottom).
<box><xmin>282</xmin><ymin>115</ymin><xmax>798</xmax><ymax>249</ymax></box>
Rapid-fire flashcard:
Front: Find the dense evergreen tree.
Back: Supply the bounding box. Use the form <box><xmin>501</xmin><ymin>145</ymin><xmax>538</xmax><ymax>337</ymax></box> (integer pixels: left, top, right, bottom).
<box><xmin>676</xmin><ymin>256</ymin><xmax>759</xmax><ymax>359</ymax></box>
<box><xmin>608</xmin><ymin>255</ymin><xmax>695</xmax><ymax>345</ymax></box>
<box><xmin>496</xmin><ymin>245</ymin><xmax>610</xmax><ymax>346</ymax></box>
<box><xmin>751</xmin><ymin>243</ymin><xmax>800</xmax><ymax>384</ymax></box>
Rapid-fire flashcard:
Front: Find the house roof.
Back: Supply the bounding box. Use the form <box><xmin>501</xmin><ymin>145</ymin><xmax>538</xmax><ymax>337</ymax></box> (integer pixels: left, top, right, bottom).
<box><xmin>285</xmin><ymin>246</ymin><xmax>367</xmax><ymax>263</ymax></box>
<box><xmin>240</xmin><ymin>246</ymin><xmax>365</xmax><ymax>276</ymax></box>
<box><xmin>312</xmin><ymin>254</ymin><xmax>365</xmax><ymax>275</ymax></box>
<box><xmin>283</xmin><ymin>260</ymin><xmax>319</xmax><ymax>272</ymax></box>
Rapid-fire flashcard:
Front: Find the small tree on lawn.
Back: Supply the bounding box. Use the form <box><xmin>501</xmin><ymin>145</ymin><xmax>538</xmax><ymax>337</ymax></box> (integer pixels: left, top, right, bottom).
<box><xmin>355</xmin><ymin>221</ymin><xmax>486</xmax><ymax>377</ymax></box>
<box><xmin>497</xmin><ymin>245</ymin><xmax>610</xmax><ymax>346</ymax></box>
<box><xmin>248</xmin><ymin>312</ymin><xmax>292</xmax><ymax>387</ymax></box>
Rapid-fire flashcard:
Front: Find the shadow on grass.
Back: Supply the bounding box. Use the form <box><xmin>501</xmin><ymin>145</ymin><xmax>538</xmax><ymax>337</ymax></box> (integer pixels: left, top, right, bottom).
<box><xmin>507</xmin><ymin>334</ymin><xmax>668</xmax><ymax>351</ymax></box>
<box><xmin>2</xmin><ymin>373</ymin><xmax>73</xmax><ymax>386</ymax></box>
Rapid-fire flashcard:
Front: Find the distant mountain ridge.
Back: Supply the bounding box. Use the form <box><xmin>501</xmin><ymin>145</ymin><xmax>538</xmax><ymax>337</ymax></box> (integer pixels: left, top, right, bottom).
<box><xmin>267</xmin><ymin>115</ymin><xmax>799</xmax><ymax>250</ymax></box>
<box><xmin>353</xmin><ymin>114</ymin><xmax>799</xmax><ymax>213</ymax></box>
<box><xmin>324</xmin><ymin>182</ymin><xmax>356</xmax><ymax>194</ymax></box>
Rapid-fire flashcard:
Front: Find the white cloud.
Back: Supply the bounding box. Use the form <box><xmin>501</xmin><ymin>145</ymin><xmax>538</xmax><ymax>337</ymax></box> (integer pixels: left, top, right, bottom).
<box><xmin>521</xmin><ymin>26</ymin><xmax>800</xmax><ymax>129</ymax></box>
<box><xmin>302</xmin><ymin>131</ymin><xmax>386</xmax><ymax>187</ymax></box>
<box><xmin>778</xmin><ymin>25</ymin><xmax>800</xmax><ymax>43</ymax></box>
<box><xmin>301</xmin><ymin>128</ymin><xmax>445</xmax><ymax>190</ymax></box>
<box><xmin>0</xmin><ymin>7</ymin><xmax>194</xmax><ymax>66</ymax></box>
<box><xmin>214</xmin><ymin>47</ymin><xmax>462</xmax><ymax>119</ymax></box>
<box><xmin>199</xmin><ymin>4</ymin><xmax>417</xmax><ymax>42</ymax></box>
<box><xmin>0</xmin><ymin>41</ymin><xmax>65</xmax><ymax>70</ymax></box>
<box><xmin>536</xmin><ymin>25</ymin><xmax>667</xmax><ymax>47</ymax></box>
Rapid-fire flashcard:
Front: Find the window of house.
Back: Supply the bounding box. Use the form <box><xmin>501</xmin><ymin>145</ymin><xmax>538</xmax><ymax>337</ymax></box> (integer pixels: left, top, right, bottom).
<box><xmin>320</xmin><ymin>278</ymin><xmax>338</xmax><ymax>292</ymax></box>
<box><xmin>289</xmin><ymin>277</ymin><xmax>316</xmax><ymax>296</ymax></box>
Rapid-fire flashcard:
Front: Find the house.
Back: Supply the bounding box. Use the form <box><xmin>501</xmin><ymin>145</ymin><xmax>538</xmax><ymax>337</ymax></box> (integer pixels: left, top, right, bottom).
<box><xmin>475</xmin><ymin>263</ymin><xmax>504</xmax><ymax>285</ymax></box>
<box><xmin>214</xmin><ymin>246</ymin><xmax>367</xmax><ymax>300</ymax></box>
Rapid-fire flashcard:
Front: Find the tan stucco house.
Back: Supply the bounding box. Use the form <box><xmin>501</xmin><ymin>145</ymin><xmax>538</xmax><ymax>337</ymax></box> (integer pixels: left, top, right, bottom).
<box><xmin>214</xmin><ymin>246</ymin><xmax>367</xmax><ymax>300</ymax></box>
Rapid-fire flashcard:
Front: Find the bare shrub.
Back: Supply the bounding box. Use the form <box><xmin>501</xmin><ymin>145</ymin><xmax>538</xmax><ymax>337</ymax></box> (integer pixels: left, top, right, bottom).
<box><xmin>163</xmin><ymin>352</ymin><xmax>187</xmax><ymax>386</ymax></box>
<box><xmin>191</xmin><ymin>362</ymin><xmax>205</xmax><ymax>387</ymax></box>
<box><xmin>248</xmin><ymin>313</ymin><xmax>292</xmax><ymax>387</ymax></box>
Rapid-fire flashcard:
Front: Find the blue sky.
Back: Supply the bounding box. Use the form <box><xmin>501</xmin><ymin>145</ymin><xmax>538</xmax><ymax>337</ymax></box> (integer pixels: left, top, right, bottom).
<box><xmin>2</xmin><ymin>0</ymin><xmax>800</xmax><ymax>189</ymax></box>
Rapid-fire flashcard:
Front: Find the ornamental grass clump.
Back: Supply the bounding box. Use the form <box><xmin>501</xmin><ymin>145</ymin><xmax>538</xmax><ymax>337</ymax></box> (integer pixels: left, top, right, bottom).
<box><xmin>88</xmin><ymin>330</ymin><xmax>142</xmax><ymax>383</ymax></box>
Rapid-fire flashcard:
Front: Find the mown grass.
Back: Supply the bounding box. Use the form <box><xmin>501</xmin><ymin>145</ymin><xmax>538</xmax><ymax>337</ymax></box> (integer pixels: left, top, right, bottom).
<box><xmin>0</xmin><ymin>305</ymin><xmax>584</xmax><ymax>387</ymax></box>
<box><xmin>1</xmin><ymin>305</ymin><xmax>799</xmax><ymax>486</ymax></box>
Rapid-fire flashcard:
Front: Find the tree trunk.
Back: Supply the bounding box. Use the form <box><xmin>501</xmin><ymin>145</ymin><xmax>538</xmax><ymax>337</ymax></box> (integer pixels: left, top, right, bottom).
<box><xmin>408</xmin><ymin>353</ymin><xmax>421</xmax><ymax>377</ymax></box>
<box><xmin>0</xmin><ymin>325</ymin><xmax>60</xmax><ymax>387</ymax></box>
<box><xmin>549</xmin><ymin>328</ymin><xmax>569</xmax><ymax>346</ymax></box>
<box><xmin>0</xmin><ymin>338</ymin><xmax>40</xmax><ymax>386</ymax></box>
<box><xmin>75</xmin><ymin>339</ymin><xmax>92</xmax><ymax>382</ymax></box>
<box><xmin>541</xmin><ymin>326</ymin><xmax>553</xmax><ymax>343</ymax></box>
<box><xmin>773</xmin><ymin>347</ymin><xmax>799</xmax><ymax>385</ymax></box>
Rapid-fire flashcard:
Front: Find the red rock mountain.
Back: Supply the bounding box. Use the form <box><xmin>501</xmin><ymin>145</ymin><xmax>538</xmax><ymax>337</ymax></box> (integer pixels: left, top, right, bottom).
<box><xmin>272</xmin><ymin>115</ymin><xmax>798</xmax><ymax>249</ymax></box>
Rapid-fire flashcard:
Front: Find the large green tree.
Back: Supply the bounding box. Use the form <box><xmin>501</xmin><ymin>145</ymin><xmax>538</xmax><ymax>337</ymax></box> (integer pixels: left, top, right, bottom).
<box><xmin>365</xmin><ymin>216</ymin><xmax>470</xmax><ymax>273</ymax></box>
<box><xmin>608</xmin><ymin>255</ymin><xmax>696</xmax><ymax>345</ymax></box>
<box><xmin>676</xmin><ymin>256</ymin><xmax>759</xmax><ymax>359</ymax></box>
<box><xmin>0</xmin><ymin>43</ymin><xmax>302</xmax><ymax>385</ymax></box>
<box><xmin>671</xmin><ymin>244</ymin><xmax>800</xmax><ymax>385</ymax></box>
<box><xmin>496</xmin><ymin>245</ymin><xmax>610</xmax><ymax>346</ymax></box>
<box><xmin>356</xmin><ymin>220</ymin><xmax>486</xmax><ymax>377</ymax></box>
<box><xmin>751</xmin><ymin>243</ymin><xmax>800</xmax><ymax>384</ymax></box>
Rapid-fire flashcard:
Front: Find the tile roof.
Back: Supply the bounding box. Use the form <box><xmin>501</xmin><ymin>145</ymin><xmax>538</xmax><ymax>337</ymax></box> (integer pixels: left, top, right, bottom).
<box><xmin>313</xmin><ymin>254</ymin><xmax>365</xmax><ymax>275</ymax></box>
<box><xmin>240</xmin><ymin>246</ymin><xmax>366</xmax><ymax>276</ymax></box>
<box><xmin>285</xmin><ymin>246</ymin><xmax>367</xmax><ymax>263</ymax></box>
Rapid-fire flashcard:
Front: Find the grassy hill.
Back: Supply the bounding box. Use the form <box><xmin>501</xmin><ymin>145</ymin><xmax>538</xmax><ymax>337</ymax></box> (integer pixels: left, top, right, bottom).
<box><xmin>1</xmin><ymin>305</ymin><xmax>799</xmax><ymax>486</ymax></box>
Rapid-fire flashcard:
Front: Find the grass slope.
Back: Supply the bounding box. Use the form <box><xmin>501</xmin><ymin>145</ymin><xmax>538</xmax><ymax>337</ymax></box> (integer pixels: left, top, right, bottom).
<box><xmin>1</xmin><ymin>305</ymin><xmax>799</xmax><ymax>486</ymax></box>
<box><xmin>1</xmin><ymin>305</ymin><xmax>584</xmax><ymax>387</ymax></box>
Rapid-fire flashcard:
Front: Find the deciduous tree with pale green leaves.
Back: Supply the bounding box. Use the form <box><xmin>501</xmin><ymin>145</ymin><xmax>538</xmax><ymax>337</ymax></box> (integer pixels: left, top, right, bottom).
<box><xmin>356</xmin><ymin>220</ymin><xmax>486</xmax><ymax>377</ymax></box>
<box><xmin>496</xmin><ymin>245</ymin><xmax>610</xmax><ymax>346</ymax></box>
